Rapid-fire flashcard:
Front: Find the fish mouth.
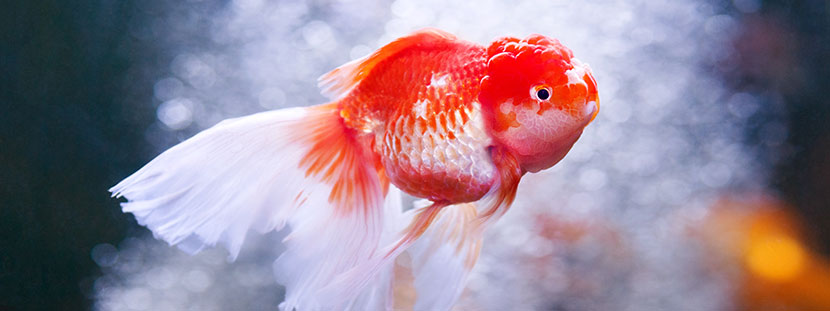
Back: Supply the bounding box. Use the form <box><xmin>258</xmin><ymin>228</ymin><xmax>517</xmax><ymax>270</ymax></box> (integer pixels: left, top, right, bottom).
<box><xmin>579</xmin><ymin>60</ymin><xmax>599</xmax><ymax>123</ymax></box>
<box><xmin>584</xmin><ymin>99</ymin><xmax>599</xmax><ymax>124</ymax></box>
<box><xmin>575</xmin><ymin>97</ymin><xmax>598</xmax><ymax>128</ymax></box>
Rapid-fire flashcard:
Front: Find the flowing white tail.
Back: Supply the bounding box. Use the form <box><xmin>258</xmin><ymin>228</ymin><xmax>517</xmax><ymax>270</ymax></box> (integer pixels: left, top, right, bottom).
<box><xmin>111</xmin><ymin>103</ymin><xmax>485</xmax><ymax>310</ymax></box>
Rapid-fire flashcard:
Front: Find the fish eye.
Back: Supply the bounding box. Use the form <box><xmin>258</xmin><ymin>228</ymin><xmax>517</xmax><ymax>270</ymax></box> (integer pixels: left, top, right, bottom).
<box><xmin>533</xmin><ymin>85</ymin><xmax>552</xmax><ymax>101</ymax></box>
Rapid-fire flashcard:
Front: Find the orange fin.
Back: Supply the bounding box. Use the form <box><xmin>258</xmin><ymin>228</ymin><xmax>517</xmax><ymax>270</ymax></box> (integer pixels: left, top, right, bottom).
<box><xmin>385</xmin><ymin>201</ymin><xmax>448</xmax><ymax>257</ymax></box>
<box><xmin>427</xmin><ymin>203</ymin><xmax>482</xmax><ymax>268</ymax></box>
<box><xmin>317</xmin><ymin>28</ymin><xmax>458</xmax><ymax>99</ymax></box>
<box><xmin>476</xmin><ymin>146</ymin><xmax>523</xmax><ymax>228</ymax></box>
<box><xmin>296</xmin><ymin>103</ymin><xmax>387</xmax><ymax>215</ymax></box>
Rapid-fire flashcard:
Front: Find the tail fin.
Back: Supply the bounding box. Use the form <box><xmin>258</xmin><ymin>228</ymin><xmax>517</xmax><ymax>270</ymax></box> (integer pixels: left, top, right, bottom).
<box><xmin>110</xmin><ymin>103</ymin><xmax>390</xmax><ymax>309</ymax></box>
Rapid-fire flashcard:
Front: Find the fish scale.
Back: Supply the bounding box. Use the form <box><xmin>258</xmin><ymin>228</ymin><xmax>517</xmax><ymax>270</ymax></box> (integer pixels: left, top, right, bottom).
<box><xmin>379</xmin><ymin>101</ymin><xmax>495</xmax><ymax>203</ymax></box>
<box><xmin>337</xmin><ymin>41</ymin><xmax>496</xmax><ymax>203</ymax></box>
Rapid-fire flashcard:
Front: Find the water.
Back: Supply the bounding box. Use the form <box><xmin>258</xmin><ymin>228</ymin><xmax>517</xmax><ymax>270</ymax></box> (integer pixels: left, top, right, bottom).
<box><xmin>96</xmin><ymin>0</ymin><xmax>768</xmax><ymax>310</ymax></box>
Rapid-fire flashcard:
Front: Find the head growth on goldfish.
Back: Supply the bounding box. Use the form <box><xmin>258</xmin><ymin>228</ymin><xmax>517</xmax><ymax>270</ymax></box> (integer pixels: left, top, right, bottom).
<box><xmin>480</xmin><ymin>34</ymin><xmax>599</xmax><ymax>173</ymax></box>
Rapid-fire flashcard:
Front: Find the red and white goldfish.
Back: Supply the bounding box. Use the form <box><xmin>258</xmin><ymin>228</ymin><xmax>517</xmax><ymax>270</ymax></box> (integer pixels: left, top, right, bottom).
<box><xmin>111</xmin><ymin>28</ymin><xmax>598</xmax><ymax>310</ymax></box>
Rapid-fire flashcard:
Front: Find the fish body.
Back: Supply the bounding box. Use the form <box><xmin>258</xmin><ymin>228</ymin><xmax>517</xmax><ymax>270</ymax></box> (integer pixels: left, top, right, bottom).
<box><xmin>111</xmin><ymin>29</ymin><xmax>598</xmax><ymax>310</ymax></box>
<box><xmin>328</xmin><ymin>30</ymin><xmax>597</xmax><ymax>203</ymax></box>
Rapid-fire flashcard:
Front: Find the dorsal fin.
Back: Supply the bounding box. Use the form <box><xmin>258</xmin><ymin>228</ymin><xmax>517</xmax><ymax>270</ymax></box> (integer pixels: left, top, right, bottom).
<box><xmin>318</xmin><ymin>28</ymin><xmax>458</xmax><ymax>100</ymax></box>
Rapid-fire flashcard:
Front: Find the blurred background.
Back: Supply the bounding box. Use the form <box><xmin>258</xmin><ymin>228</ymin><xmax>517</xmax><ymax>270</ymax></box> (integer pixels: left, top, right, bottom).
<box><xmin>1</xmin><ymin>0</ymin><xmax>828</xmax><ymax>310</ymax></box>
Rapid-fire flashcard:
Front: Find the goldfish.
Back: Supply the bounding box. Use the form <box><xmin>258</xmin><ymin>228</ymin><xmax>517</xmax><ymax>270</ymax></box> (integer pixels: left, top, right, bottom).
<box><xmin>110</xmin><ymin>28</ymin><xmax>598</xmax><ymax>310</ymax></box>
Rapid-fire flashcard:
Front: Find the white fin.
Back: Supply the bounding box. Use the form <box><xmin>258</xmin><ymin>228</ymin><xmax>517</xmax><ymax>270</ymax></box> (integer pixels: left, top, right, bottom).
<box><xmin>111</xmin><ymin>104</ymin><xmax>390</xmax><ymax>309</ymax></box>
<box><xmin>276</xmin><ymin>186</ymin><xmax>405</xmax><ymax>311</ymax></box>
<box><xmin>111</xmin><ymin>108</ymin><xmax>312</xmax><ymax>259</ymax></box>
<box><xmin>406</xmin><ymin>200</ymin><xmax>482</xmax><ymax>311</ymax></box>
<box><xmin>344</xmin><ymin>187</ymin><xmax>405</xmax><ymax>311</ymax></box>
<box><xmin>312</xmin><ymin>199</ymin><xmax>485</xmax><ymax>311</ymax></box>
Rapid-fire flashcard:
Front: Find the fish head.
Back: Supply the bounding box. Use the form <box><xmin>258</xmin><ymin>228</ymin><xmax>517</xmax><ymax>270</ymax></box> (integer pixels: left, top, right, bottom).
<box><xmin>480</xmin><ymin>34</ymin><xmax>599</xmax><ymax>173</ymax></box>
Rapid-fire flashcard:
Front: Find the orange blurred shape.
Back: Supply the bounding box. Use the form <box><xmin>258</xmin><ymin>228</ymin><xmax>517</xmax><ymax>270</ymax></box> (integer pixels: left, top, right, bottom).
<box><xmin>698</xmin><ymin>195</ymin><xmax>830</xmax><ymax>311</ymax></box>
<box><xmin>745</xmin><ymin>234</ymin><xmax>805</xmax><ymax>282</ymax></box>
